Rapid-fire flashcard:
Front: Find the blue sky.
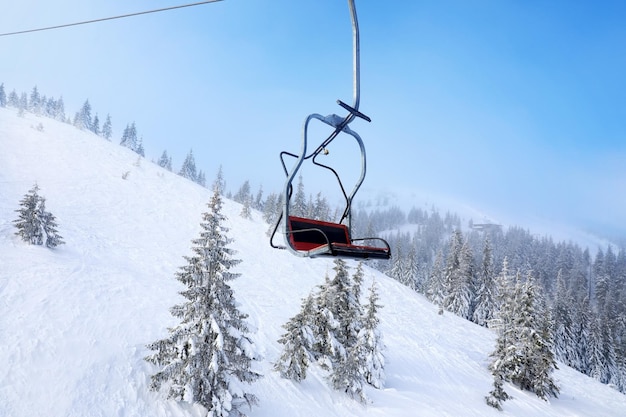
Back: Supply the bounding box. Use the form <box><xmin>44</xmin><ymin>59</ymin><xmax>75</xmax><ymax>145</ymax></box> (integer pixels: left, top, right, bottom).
<box><xmin>2</xmin><ymin>0</ymin><xmax>626</xmax><ymax>239</ymax></box>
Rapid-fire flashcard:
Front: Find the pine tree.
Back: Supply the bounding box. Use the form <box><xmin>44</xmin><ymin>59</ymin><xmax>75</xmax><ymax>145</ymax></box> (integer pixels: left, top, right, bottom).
<box><xmin>44</xmin><ymin>97</ymin><xmax>56</xmax><ymax>118</ymax></box>
<box><xmin>311</xmin><ymin>267</ymin><xmax>346</xmax><ymax>370</ymax></box>
<box><xmin>404</xmin><ymin>242</ymin><xmax>420</xmax><ymax>291</ymax></box>
<box><xmin>102</xmin><ymin>114</ymin><xmax>113</xmax><ymax>140</ymax></box>
<box><xmin>489</xmin><ymin>268</ymin><xmax>559</xmax><ymax>401</ymax></box>
<box><xmin>426</xmin><ymin>249</ymin><xmax>446</xmax><ymax>314</ymax></box>
<box><xmin>262</xmin><ymin>193</ymin><xmax>278</xmax><ymax>224</ymax></box>
<box><xmin>74</xmin><ymin>99</ymin><xmax>92</xmax><ymax>131</ymax></box>
<box><xmin>330</xmin><ymin>342</ymin><xmax>368</xmax><ymax>404</ymax></box>
<box><xmin>178</xmin><ymin>149</ymin><xmax>198</xmax><ymax>182</ymax></box>
<box><xmin>291</xmin><ymin>175</ymin><xmax>307</xmax><ymax>217</ymax></box>
<box><xmin>443</xmin><ymin>230</ymin><xmax>474</xmax><ymax>319</ymax></box>
<box><xmin>328</xmin><ymin>259</ymin><xmax>361</xmax><ymax>354</ymax></box>
<box><xmin>13</xmin><ymin>184</ymin><xmax>64</xmax><ymax>247</ymax></box>
<box><xmin>214</xmin><ymin>165</ymin><xmax>226</xmax><ymax>195</ymax></box>
<box><xmin>54</xmin><ymin>97</ymin><xmax>66</xmax><ymax>122</ymax></box>
<box><xmin>145</xmin><ymin>186</ymin><xmax>261</xmax><ymax>416</ymax></box>
<box><xmin>329</xmin><ymin>273</ymin><xmax>384</xmax><ymax>404</ymax></box>
<box><xmin>572</xmin><ymin>296</ymin><xmax>592</xmax><ymax>374</ymax></box>
<box><xmin>486</xmin><ymin>260</ymin><xmax>516</xmax><ymax>408</ymax></box>
<box><xmin>274</xmin><ymin>293</ymin><xmax>316</xmax><ymax>382</ymax></box>
<box><xmin>239</xmin><ymin>196</ymin><xmax>252</xmax><ymax>219</ymax></box>
<box><xmin>311</xmin><ymin>259</ymin><xmax>363</xmax><ymax>372</ymax></box>
<box><xmin>388</xmin><ymin>240</ymin><xmax>405</xmax><ymax>284</ymax></box>
<box><xmin>14</xmin><ymin>184</ymin><xmax>43</xmax><ymax>245</ymax></box>
<box><xmin>158</xmin><ymin>150</ymin><xmax>173</xmax><ymax>171</ymax></box>
<box><xmin>136</xmin><ymin>137</ymin><xmax>145</xmax><ymax>157</ymax></box>
<box><xmin>233</xmin><ymin>180</ymin><xmax>251</xmax><ymax>204</ymax></box>
<box><xmin>18</xmin><ymin>92</ymin><xmax>27</xmax><ymax>116</ymax></box>
<box><xmin>485</xmin><ymin>370</ymin><xmax>510</xmax><ymax>410</ymax></box>
<box><xmin>472</xmin><ymin>237</ymin><xmax>496</xmax><ymax>327</ymax></box>
<box><xmin>8</xmin><ymin>89</ymin><xmax>18</xmax><ymax>107</ymax></box>
<box><xmin>517</xmin><ymin>272</ymin><xmax>558</xmax><ymax>400</ymax></box>
<box><xmin>0</xmin><ymin>83</ymin><xmax>7</xmax><ymax>107</ymax></box>
<box><xmin>253</xmin><ymin>186</ymin><xmax>264</xmax><ymax>211</ymax></box>
<box><xmin>92</xmin><ymin>113</ymin><xmax>100</xmax><ymax>135</ymax></box>
<box><xmin>37</xmin><ymin>198</ymin><xmax>65</xmax><ymax>248</ymax></box>
<box><xmin>29</xmin><ymin>85</ymin><xmax>41</xmax><ymax>114</ymax></box>
<box><xmin>359</xmin><ymin>280</ymin><xmax>385</xmax><ymax>389</ymax></box>
<box><xmin>196</xmin><ymin>170</ymin><xmax>207</xmax><ymax>187</ymax></box>
<box><xmin>120</xmin><ymin>122</ymin><xmax>138</xmax><ymax>151</ymax></box>
<box><xmin>552</xmin><ymin>269</ymin><xmax>576</xmax><ymax>366</ymax></box>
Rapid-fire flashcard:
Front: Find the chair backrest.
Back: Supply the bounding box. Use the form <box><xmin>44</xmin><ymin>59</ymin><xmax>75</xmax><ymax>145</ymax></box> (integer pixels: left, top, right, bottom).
<box><xmin>287</xmin><ymin>216</ymin><xmax>350</xmax><ymax>251</ymax></box>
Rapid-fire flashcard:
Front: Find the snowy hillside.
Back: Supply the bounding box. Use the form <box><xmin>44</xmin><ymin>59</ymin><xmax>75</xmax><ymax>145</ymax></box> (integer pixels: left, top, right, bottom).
<box><xmin>1</xmin><ymin>106</ymin><xmax>625</xmax><ymax>417</ymax></box>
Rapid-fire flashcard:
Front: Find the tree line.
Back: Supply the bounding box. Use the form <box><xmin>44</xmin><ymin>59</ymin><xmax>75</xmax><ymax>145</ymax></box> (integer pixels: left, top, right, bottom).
<box><xmin>235</xmin><ymin>175</ymin><xmax>626</xmax><ymax>400</ymax></box>
<box><xmin>0</xmin><ymin>82</ymin><xmax>207</xmax><ymax>187</ymax></box>
<box><xmin>360</xmin><ymin>202</ymin><xmax>626</xmax><ymax>397</ymax></box>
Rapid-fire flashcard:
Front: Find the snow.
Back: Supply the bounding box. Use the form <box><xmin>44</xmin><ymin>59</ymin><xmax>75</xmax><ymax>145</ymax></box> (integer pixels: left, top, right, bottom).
<box><xmin>1</xmin><ymin>106</ymin><xmax>625</xmax><ymax>416</ymax></box>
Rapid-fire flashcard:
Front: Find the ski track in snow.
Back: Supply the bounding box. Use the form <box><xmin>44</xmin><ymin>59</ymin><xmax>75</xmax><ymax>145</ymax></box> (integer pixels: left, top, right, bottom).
<box><xmin>1</xmin><ymin>107</ymin><xmax>626</xmax><ymax>416</ymax></box>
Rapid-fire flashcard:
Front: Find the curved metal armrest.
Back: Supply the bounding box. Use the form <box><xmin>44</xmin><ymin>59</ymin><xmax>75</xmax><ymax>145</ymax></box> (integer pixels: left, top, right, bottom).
<box><xmin>350</xmin><ymin>236</ymin><xmax>391</xmax><ymax>252</ymax></box>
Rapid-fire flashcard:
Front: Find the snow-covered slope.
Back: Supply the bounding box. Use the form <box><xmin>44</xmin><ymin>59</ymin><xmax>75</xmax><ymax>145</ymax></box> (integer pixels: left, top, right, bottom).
<box><xmin>1</xmin><ymin>107</ymin><xmax>625</xmax><ymax>417</ymax></box>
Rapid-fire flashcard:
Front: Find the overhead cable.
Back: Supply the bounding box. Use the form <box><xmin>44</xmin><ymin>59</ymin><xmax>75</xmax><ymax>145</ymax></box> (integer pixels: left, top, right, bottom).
<box><xmin>0</xmin><ymin>0</ymin><xmax>223</xmax><ymax>37</ymax></box>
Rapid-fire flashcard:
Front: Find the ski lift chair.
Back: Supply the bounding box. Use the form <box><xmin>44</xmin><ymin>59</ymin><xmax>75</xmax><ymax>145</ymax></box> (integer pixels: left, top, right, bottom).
<box><xmin>269</xmin><ymin>0</ymin><xmax>391</xmax><ymax>260</ymax></box>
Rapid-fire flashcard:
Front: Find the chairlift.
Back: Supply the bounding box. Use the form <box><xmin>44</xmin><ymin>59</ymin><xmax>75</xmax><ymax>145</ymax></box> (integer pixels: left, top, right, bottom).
<box><xmin>269</xmin><ymin>0</ymin><xmax>391</xmax><ymax>260</ymax></box>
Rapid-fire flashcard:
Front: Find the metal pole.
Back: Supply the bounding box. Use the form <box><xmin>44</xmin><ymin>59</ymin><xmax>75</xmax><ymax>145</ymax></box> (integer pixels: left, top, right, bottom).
<box><xmin>348</xmin><ymin>0</ymin><xmax>361</xmax><ymax>112</ymax></box>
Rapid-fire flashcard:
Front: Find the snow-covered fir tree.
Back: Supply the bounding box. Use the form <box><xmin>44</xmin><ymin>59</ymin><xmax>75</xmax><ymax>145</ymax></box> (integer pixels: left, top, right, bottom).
<box><xmin>330</xmin><ymin>273</ymin><xmax>385</xmax><ymax>404</ymax></box>
<box><xmin>101</xmin><ymin>114</ymin><xmax>113</xmax><ymax>141</ymax></box>
<box><xmin>312</xmin><ymin>271</ymin><xmax>344</xmax><ymax>370</ymax></box>
<box><xmin>291</xmin><ymin>175</ymin><xmax>307</xmax><ymax>217</ymax></box>
<box><xmin>310</xmin><ymin>192</ymin><xmax>330</xmax><ymax>221</ymax></box>
<box><xmin>486</xmin><ymin>259</ymin><xmax>515</xmax><ymax>409</ymax></box>
<box><xmin>472</xmin><ymin>236</ymin><xmax>497</xmax><ymax>327</ymax></box>
<box><xmin>196</xmin><ymin>170</ymin><xmax>207</xmax><ymax>187</ymax></box>
<box><xmin>214</xmin><ymin>165</ymin><xmax>226</xmax><ymax>195</ymax></box>
<box><xmin>443</xmin><ymin>230</ymin><xmax>475</xmax><ymax>320</ymax></box>
<box><xmin>14</xmin><ymin>184</ymin><xmax>44</xmax><ymax>245</ymax></box>
<box><xmin>517</xmin><ymin>272</ymin><xmax>559</xmax><ymax>400</ymax></box>
<box><xmin>178</xmin><ymin>149</ymin><xmax>198</xmax><ymax>182</ymax></box>
<box><xmin>274</xmin><ymin>292</ymin><xmax>316</xmax><ymax>382</ymax></box>
<box><xmin>330</xmin><ymin>340</ymin><xmax>368</xmax><ymax>404</ymax></box>
<box><xmin>253</xmin><ymin>186</ymin><xmax>264</xmax><ymax>211</ymax></box>
<box><xmin>29</xmin><ymin>85</ymin><xmax>41</xmax><ymax>114</ymax></box>
<box><xmin>74</xmin><ymin>99</ymin><xmax>92</xmax><ymax>131</ymax></box>
<box><xmin>13</xmin><ymin>184</ymin><xmax>64</xmax><ymax>248</ymax></box>
<box><xmin>426</xmin><ymin>249</ymin><xmax>446</xmax><ymax>314</ymax></box>
<box><xmin>145</xmin><ymin>185</ymin><xmax>261</xmax><ymax>417</ymax></box>
<box><xmin>485</xmin><ymin>367</ymin><xmax>510</xmax><ymax>410</ymax></box>
<box><xmin>276</xmin><ymin>261</ymin><xmax>384</xmax><ymax>402</ymax></box>
<box><xmin>239</xmin><ymin>196</ymin><xmax>252</xmax><ymax>219</ymax></box>
<box><xmin>37</xmin><ymin>197</ymin><xmax>65</xmax><ymax>248</ymax></box>
<box><xmin>488</xmin><ymin>267</ymin><xmax>559</xmax><ymax>402</ymax></box>
<box><xmin>403</xmin><ymin>242</ymin><xmax>420</xmax><ymax>291</ymax></box>
<box><xmin>120</xmin><ymin>122</ymin><xmax>138</xmax><ymax>151</ymax></box>
<box><xmin>359</xmin><ymin>280</ymin><xmax>385</xmax><ymax>389</ymax></box>
<box><xmin>157</xmin><ymin>150</ymin><xmax>173</xmax><ymax>171</ymax></box>
<box><xmin>325</xmin><ymin>259</ymin><xmax>361</xmax><ymax>361</ymax></box>
<box><xmin>0</xmin><ymin>83</ymin><xmax>6</xmax><ymax>107</ymax></box>
<box><xmin>53</xmin><ymin>97</ymin><xmax>66</xmax><ymax>122</ymax></box>
<box><xmin>18</xmin><ymin>92</ymin><xmax>27</xmax><ymax>116</ymax></box>
<box><xmin>92</xmin><ymin>113</ymin><xmax>100</xmax><ymax>135</ymax></box>
<box><xmin>136</xmin><ymin>137</ymin><xmax>145</xmax><ymax>157</ymax></box>
<box><xmin>233</xmin><ymin>180</ymin><xmax>251</xmax><ymax>205</ymax></box>
<box><xmin>8</xmin><ymin>89</ymin><xmax>18</xmax><ymax>107</ymax></box>
<box><xmin>552</xmin><ymin>269</ymin><xmax>576</xmax><ymax>367</ymax></box>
